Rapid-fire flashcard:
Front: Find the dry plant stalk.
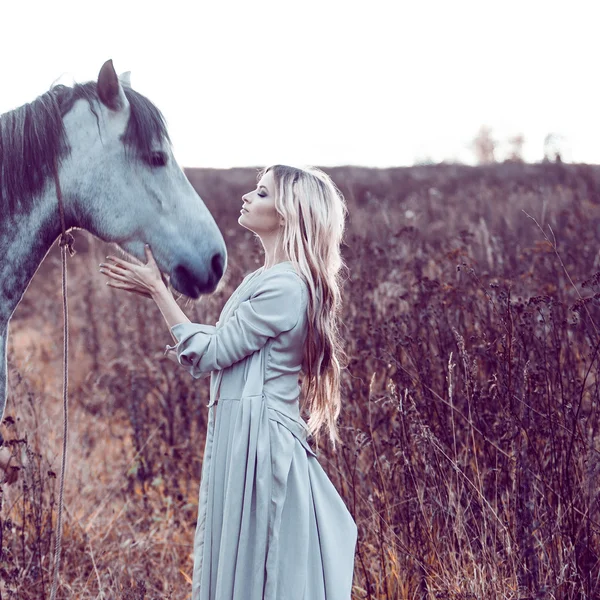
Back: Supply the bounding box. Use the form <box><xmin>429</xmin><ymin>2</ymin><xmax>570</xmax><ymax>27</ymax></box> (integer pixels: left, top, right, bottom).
<box><xmin>1</xmin><ymin>162</ymin><xmax>600</xmax><ymax>599</ymax></box>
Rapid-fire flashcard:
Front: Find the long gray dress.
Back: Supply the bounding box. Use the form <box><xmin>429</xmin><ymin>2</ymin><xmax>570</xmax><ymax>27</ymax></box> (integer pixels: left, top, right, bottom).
<box><xmin>164</xmin><ymin>261</ymin><xmax>357</xmax><ymax>600</ymax></box>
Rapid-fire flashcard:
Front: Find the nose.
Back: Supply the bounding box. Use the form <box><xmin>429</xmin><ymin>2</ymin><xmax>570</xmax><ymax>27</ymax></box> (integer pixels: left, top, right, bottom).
<box><xmin>171</xmin><ymin>248</ymin><xmax>227</xmax><ymax>298</ymax></box>
<box><xmin>211</xmin><ymin>250</ymin><xmax>225</xmax><ymax>281</ymax></box>
<box><xmin>202</xmin><ymin>249</ymin><xmax>226</xmax><ymax>291</ymax></box>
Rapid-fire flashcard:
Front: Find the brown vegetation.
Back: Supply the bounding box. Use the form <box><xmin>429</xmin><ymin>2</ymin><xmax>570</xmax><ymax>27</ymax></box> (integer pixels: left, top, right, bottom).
<box><xmin>2</xmin><ymin>162</ymin><xmax>600</xmax><ymax>598</ymax></box>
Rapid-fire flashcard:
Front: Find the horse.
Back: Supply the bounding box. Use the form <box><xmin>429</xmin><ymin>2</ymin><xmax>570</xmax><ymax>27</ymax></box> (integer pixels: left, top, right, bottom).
<box><xmin>0</xmin><ymin>59</ymin><xmax>227</xmax><ymax>472</ymax></box>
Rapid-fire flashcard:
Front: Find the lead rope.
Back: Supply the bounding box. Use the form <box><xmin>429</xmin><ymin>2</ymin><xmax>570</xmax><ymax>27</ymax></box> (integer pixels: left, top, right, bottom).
<box><xmin>50</xmin><ymin>163</ymin><xmax>75</xmax><ymax>600</ymax></box>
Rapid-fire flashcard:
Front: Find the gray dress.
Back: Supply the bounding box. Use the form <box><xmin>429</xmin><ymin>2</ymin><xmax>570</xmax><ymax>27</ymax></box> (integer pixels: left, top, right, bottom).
<box><xmin>164</xmin><ymin>261</ymin><xmax>357</xmax><ymax>600</ymax></box>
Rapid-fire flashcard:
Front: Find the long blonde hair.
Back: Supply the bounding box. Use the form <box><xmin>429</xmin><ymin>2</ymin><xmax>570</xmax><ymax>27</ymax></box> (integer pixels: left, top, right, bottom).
<box><xmin>260</xmin><ymin>165</ymin><xmax>349</xmax><ymax>451</ymax></box>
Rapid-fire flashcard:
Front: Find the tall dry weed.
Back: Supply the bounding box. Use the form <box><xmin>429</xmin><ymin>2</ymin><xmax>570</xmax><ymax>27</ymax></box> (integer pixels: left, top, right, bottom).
<box><xmin>2</xmin><ymin>162</ymin><xmax>600</xmax><ymax>598</ymax></box>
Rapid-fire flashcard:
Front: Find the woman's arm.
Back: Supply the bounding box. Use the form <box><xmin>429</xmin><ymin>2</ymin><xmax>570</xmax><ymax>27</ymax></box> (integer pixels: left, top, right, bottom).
<box><xmin>152</xmin><ymin>285</ymin><xmax>190</xmax><ymax>342</ymax></box>
<box><xmin>166</xmin><ymin>270</ymin><xmax>305</xmax><ymax>378</ymax></box>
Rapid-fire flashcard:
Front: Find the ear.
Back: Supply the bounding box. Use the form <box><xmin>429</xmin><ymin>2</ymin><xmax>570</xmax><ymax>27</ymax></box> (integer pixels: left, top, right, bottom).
<box><xmin>118</xmin><ymin>71</ymin><xmax>131</xmax><ymax>88</ymax></box>
<box><xmin>97</xmin><ymin>59</ymin><xmax>127</xmax><ymax>111</ymax></box>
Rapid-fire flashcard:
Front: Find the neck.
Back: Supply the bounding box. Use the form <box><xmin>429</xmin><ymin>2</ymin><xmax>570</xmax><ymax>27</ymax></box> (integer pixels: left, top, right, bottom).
<box><xmin>260</xmin><ymin>232</ymin><xmax>288</xmax><ymax>270</ymax></box>
<box><xmin>0</xmin><ymin>189</ymin><xmax>66</xmax><ymax>323</ymax></box>
<box><xmin>0</xmin><ymin>187</ymin><xmax>67</xmax><ymax>411</ymax></box>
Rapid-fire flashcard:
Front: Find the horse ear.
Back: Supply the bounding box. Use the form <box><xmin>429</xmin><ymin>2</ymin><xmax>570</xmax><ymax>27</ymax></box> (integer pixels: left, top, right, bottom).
<box><xmin>97</xmin><ymin>59</ymin><xmax>127</xmax><ymax>111</ymax></box>
<box><xmin>118</xmin><ymin>71</ymin><xmax>132</xmax><ymax>88</ymax></box>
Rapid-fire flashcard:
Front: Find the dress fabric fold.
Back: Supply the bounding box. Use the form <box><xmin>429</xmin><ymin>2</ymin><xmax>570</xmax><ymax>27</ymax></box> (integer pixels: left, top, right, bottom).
<box><xmin>165</xmin><ymin>264</ymin><xmax>357</xmax><ymax>599</ymax></box>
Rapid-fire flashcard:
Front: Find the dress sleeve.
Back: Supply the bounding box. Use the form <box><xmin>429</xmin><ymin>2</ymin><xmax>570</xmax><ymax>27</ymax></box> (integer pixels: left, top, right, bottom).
<box><xmin>164</xmin><ymin>270</ymin><xmax>305</xmax><ymax>379</ymax></box>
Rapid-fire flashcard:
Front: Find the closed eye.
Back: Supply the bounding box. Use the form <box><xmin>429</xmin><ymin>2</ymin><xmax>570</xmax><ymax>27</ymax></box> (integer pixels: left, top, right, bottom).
<box><xmin>145</xmin><ymin>151</ymin><xmax>168</xmax><ymax>168</ymax></box>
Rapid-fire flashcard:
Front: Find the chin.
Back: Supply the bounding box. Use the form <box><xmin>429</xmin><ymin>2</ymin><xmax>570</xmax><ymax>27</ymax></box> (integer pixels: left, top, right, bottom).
<box><xmin>238</xmin><ymin>219</ymin><xmax>254</xmax><ymax>233</ymax></box>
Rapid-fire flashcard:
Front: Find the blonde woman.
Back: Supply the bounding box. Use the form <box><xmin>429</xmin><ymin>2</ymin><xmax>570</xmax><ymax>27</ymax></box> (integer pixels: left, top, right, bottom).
<box><xmin>99</xmin><ymin>165</ymin><xmax>357</xmax><ymax>600</ymax></box>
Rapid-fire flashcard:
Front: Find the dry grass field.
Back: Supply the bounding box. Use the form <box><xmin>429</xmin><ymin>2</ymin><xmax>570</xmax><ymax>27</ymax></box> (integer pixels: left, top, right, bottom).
<box><xmin>2</xmin><ymin>162</ymin><xmax>600</xmax><ymax>599</ymax></box>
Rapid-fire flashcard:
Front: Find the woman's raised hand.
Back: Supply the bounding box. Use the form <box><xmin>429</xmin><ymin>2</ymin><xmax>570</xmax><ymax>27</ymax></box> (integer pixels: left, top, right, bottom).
<box><xmin>99</xmin><ymin>245</ymin><xmax>166</xmax><ymax>298</ymax></box>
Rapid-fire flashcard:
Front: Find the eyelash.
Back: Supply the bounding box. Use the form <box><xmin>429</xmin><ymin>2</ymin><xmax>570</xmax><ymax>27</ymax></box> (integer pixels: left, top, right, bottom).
<box><xmin>145</xmin><ymin>151</ymin><xmax>168</xmax><ymax>168</ymax></box>
<box><xmin>257</xmin><ymin>192</ymin><xmax>266</xmax><ymax>197</ymax></box>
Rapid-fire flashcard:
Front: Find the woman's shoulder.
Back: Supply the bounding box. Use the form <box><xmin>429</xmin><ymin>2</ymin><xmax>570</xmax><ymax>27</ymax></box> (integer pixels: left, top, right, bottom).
<box><xmin>258</xmin><ymin>263</ymin><xmax>306</xmax><ymax>288</ymax></box>
<box><xmin>246</xmin><ymin>265</ymin><xmax>306</xmax><ymax>310</ymax></box>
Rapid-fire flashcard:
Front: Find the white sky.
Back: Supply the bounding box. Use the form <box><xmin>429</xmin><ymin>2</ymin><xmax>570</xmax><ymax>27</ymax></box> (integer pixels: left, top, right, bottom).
<box><xmin>1</xmin><ymin>0</ymin><xmax>599</xmax><ymax>168</ymax></box>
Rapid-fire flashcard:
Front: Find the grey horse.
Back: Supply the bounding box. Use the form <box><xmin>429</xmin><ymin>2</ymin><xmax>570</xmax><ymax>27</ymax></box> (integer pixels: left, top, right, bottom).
<box><xmin>0</xmin><ymin>59</ymin><xmax>227</xmax><ymax>471</ymax></box>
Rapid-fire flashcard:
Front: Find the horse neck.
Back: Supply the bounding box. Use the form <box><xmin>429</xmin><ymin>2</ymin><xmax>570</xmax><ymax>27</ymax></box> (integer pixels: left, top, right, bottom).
<box><xmin>0</xmin><ymin>185</ymin><xmax>65</xmax><ymax>423</ymax></box>
<box><xmin>0</xmin><ymin>186</ymin><xmax>62</xmax><ymax>415</ymax></box>
<box><xmin>0</xmin><ymin>187</ymin><xmax>63</xmax><ymax>327</ymax></box>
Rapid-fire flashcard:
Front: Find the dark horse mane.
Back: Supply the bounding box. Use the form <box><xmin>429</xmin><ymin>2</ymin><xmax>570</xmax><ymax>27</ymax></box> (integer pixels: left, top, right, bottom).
<box><xmin>0</xmin><ymin>81</ymin><xmax>170</xmax><ymax>213</ymax></box>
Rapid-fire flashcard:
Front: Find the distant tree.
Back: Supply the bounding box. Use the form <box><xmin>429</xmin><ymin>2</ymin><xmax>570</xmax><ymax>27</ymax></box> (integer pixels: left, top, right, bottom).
<box><xmin>507</xmin><ymin>134</ymin><xmax>525</xmax><ymax>162</ymax></box>
<box><xmin>543</xmin><ymin>133</ymin><xmax>564</xmax><ymax>163</ymax></box>
<box><xmin>413</xmin><ymin>155</ymin><xmax>436</xmax><ymax>166</ymax></box>
<box><xmin>472</xmin><ymin>125</ymin><xmax>496</xmax><ymax>164</ymax></box>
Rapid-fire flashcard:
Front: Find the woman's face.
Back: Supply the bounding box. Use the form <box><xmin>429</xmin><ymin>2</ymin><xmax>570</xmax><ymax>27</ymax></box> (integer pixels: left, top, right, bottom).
<box><xmin>239</xmin><ymin>169</ymin><xmax>282</xmax><ymax>235</ymax></box>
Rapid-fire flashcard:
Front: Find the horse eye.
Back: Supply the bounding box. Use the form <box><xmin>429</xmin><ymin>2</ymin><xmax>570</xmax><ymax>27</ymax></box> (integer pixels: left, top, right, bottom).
<box><xmin>146</xmin><ymin>151</ymin><xmax>168</xmax><ymax>168</ymax></box>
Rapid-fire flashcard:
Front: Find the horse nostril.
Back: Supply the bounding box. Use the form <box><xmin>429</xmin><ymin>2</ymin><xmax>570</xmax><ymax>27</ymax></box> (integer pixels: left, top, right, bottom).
<box><xmin>211</xmin><ymin>252</ymin><xmax>225</xmax><ymax>281</ymax></box>
<box><xmin>172</xmin><ymin>264</ymin><xmax>199</xmax><ymax>295</ymax></box>
<box><xmin>171</xmin><ymin>253</ymin><xmax>225</xmax><ymax>297</ymax></box>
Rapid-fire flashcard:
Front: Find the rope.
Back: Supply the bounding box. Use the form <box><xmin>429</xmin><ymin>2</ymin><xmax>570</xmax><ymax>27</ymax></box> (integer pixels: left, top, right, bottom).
<box><xmin>50</xmin><ymin>162</ymin><xmax>75</xmax><ymax>600</ymax></box>
<box><xmin>49</xmin><ymin>242</ymin><xmax>70</xmax><ymax>600</ymax></box>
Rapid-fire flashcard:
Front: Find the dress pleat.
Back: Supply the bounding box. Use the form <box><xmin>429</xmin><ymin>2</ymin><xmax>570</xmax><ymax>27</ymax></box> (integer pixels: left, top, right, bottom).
<box><xmin>273</xmin><ymin>437</ymin><xmax>312</xmax><ymax>600</ymax></box>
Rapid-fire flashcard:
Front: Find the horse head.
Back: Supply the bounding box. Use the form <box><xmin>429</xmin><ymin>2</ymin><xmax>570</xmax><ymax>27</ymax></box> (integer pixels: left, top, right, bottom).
<box><xmin>0</xmin><ymin>59</ymin><xmax>230</xmax><ymax>457</ymax></box>
<box><xmin>59</xmin><ymin>59</ymin><xmax>227</xmax><ymax>297</ymax></box>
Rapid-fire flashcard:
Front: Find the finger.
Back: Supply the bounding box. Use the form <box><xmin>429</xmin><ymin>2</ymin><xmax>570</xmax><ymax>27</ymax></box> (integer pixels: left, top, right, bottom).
<box><xmin>101</xmin><ymin>264</ymin><xmax>155</xmax><ymax>293</ymax></box>
<box><xmin>106</xmin><ymin>255</ymin><xmax>138</xmax><ymax>270</ymax></box>
<box><xmin>107</xmin><ymin>281</ymin><xmax>151</xmax><ymax>298</ymax></box>
<box><xmin>106</xmin><ymin>280</ymin><xmax>131</xmax><ymax>289</ymax></box>
<box><xmin>107</xmin><ymin>280</ymin><xmax>146</xmax><ymax>293</ymax></box>
<box><xmin>101</xmin><ymin>269</ymin><xmax>132</xmax><ymax>284</ymax></box>
<box><xmin>106</xmin><ymin>278</ymin><xmax>147</xmax><ymax>292</ymax></box>
<box><xmin>106</xmin><ymin>254</ymin><xmax>128</xmax><ymax>265</ymax></box>
<box><xmin>144</xmin><ymin>244</ymin><xmax>165</xmax><ymax>278</ymax></box>
<box><xmin>99</xmin><ymin>267</ymin><xmax>121</xmax><ymax>279</ymax></box>
<box><xmin>101</xmin><ymin>263</ymin><xmax>130</xmax><ymax>277</ymax></box>
<box><xmin>144</xmin><ymin>244</ymin><xmax>156</xmax><ymax>264</ymax></box>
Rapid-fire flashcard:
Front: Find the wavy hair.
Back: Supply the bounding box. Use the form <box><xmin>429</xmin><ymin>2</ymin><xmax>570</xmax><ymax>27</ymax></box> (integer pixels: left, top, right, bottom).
<box><xmin>259</xmin><ymin>165</ymin><xmax>349</xmax><ymax>451</ymax></box>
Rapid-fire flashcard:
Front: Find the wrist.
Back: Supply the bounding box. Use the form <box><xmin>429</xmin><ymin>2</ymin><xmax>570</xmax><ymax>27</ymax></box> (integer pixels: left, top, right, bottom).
<box><xmin>151</xmin><ymin>282</ymin><xmax>168</xmax><ymax>300</ymax></box>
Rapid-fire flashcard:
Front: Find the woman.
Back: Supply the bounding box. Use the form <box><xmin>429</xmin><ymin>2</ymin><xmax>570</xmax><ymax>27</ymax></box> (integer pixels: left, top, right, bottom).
<box><xmin>99</xmin><ymin>164</ymin><xmax>357</xmax><ymax>600</ymax></box>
